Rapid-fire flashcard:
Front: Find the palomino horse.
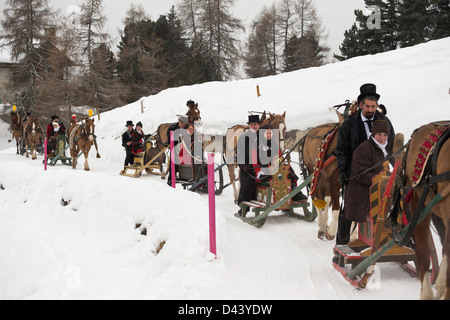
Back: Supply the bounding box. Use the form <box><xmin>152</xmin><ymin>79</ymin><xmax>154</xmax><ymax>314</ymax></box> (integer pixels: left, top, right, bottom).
<box><xmin>300</xmin><ymin>123</ymin><xmax>341</xmax><ymax>240</ymax></box>
<box><xmin>225</xmin><ymin>112</ymin><xmax>287</xmax><ymax>203</ymax></box>
<box><xmin>393</xmin><ymin>121</ymin><xmax>450</xmax><ymax>300</ymax></box>
<box><xmin>24</xmin><ymin>118</ymin><xmax>43</xmax><ymax>160</ymax></box>
<box><xmin>68</xmin><ymin>118</ymin><xmax>100</xmax><ymax>171</ymax></box>
<box><xmin>8</xmin><ymin>112</ymin><xmax>23</xmax><ymax>154</ymax></box>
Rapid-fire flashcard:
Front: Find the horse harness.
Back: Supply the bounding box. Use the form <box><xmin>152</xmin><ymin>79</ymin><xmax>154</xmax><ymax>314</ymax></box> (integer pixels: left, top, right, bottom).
<box><xmin>298</xmin><ymin>123</ymin><xmax>340</xmax><ymax>196</ymax></box>
<box><xmin>390</xmin><ymin>123</ymin><xmax>450</xmax><ymax>246</ymax></box>
<box><xmin>69</xmin><ymin>122</ymin><xmax>95</xmax><ymax>149</ymax></box>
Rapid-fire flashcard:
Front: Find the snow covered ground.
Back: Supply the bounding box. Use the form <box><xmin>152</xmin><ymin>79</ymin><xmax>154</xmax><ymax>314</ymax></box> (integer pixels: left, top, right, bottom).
<box><xmin>0</xmin><ymin>38</ymin><xmax>449</xmax><ymax>300</ymax></box>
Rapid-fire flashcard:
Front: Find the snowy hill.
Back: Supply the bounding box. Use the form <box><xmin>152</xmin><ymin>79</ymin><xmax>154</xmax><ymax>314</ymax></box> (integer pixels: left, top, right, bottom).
<box><xmin>0</xmin><ymin>38</ymin><xmax>449</xmax><ymax>300</ymax></box>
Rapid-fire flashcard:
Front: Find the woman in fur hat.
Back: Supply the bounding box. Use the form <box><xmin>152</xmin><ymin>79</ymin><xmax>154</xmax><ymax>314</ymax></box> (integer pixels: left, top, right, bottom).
<box><xmin>344</xmin><ymin>120</ymin><xmax>391</xmax><ymax>223</ymax></box>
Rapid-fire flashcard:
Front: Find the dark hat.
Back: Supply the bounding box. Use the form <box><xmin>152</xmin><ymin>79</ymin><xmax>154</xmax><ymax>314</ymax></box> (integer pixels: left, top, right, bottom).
<box><xmin>358</xmin><ymin>83</ymin><xmax>380</xmax><ymax>103</ymax></box>
<box><xmin>177</xmin><ymin>115</ymin><xmax>189</xmax><ymax>124</ymax></box>
<box><xmin>187</xmin><ymin>100</ymin><xmax>196</xmax><ymax>106</ymax></box>
<box><xmin>136</xmin><ymin>122</ymin><xmax>143</xmax><ymax>128</ymax></box>
<box><xmin>51</xmin><ymin>115</ymin><xmax>57</xmax><ymax>120</ymax></box>
<box><xmin>372</xmin><ymin>120</ymin><xmax>390</xmax><ymax>136</ymax></box>
<box><xmin>247</xmin><ymin>115</ymin><xmax>262</xmax><ymax>124</ymax></box>
<box><xmin>126</xmin><ymin>120</ymin><xmax>134</xmax><ymax>127</ymax></box>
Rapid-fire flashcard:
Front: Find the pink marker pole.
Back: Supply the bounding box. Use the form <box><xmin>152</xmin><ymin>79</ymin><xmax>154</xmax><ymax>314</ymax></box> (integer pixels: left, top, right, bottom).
<box><xmin>170</xmin><ymin>131</ymin><xmax>176</xmax><ymax>189</ymax></box>
<box><xmin>208</xmin><ymin>153</ymin><xmax>217</xmax><ymax>258</ymax></box>
<box><xmin>44</xmin><ymin>138</ymin><xmax>48</xmax><ymax>171</ymax></box>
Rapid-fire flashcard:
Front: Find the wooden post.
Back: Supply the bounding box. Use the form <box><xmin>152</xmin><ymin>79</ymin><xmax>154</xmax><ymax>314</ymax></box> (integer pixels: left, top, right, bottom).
<box><xmin>44</xmin><ymin>138</ymin><xmax>48</xmax><ymax>171</ymax></box>
<box><xmin>257</xmin><ymin>84</ymin><xmax>261</xmax><ymax>97</ymax></box>
<box><xmin>208</xmin><ymin>153</ymin><xmax>217</xmax><ymax>258</ymax></box>
<box><xmin>141</xmin><ymin>100</ymin><xmax>144</xmax><ymax>113</ymax></box>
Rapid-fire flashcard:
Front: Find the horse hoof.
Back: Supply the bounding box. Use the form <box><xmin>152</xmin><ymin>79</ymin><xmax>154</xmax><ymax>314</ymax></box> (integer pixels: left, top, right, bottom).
<box><xmin>325</xmin><ymin>230</ymin><xmax>336</xmax><ymax>241</ymax></box>
<box><xmin>318</xmin><ymin>231</ymin><xmax>325</xmax><ymax>240</ymax></box>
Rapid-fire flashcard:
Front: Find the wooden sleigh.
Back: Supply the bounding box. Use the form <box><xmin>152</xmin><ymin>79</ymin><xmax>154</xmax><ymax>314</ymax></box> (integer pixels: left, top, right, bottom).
<box><xmin>333</xmin><ymin>161</ymin><xmax>440</xmax><ymax>289</ymax></box>
<box><xmin>46</xmin><ymin>134</ymin><xmax>75</xmax><ymax>166</ymax></box>
<box><xmin>120</xmin><ymin>140</ymin><xmax>169</xmax><ymax>178</ymax></box>
<box><xmin>236</xmin><ymin>156</ymin><xmax>315</xmax><ymax>228</ymax></box>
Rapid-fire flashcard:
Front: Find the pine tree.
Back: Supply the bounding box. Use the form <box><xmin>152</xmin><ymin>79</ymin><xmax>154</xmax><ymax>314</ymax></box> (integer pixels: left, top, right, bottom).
<box><xmin>178</xmin><ymin>0</ymin><xmax>244</xmax><ymax>80</ymax></box>
<box><xmin>1</xmin><ymin>0</ymin><xmax>57</xmax><ymax>113</ymax></box>
<box><xmin>336</xmin><ymin>0</ymin><xmax>400</xmax><ymax>60</ymax></box>
<box><xmin>429</xmin><ymin>0</ymin><xmax>450</xmax><ymax>40</ymax></box>
<box><xmin>398</xmin><ymin>0</ymin><xmax>433</xmax><ymax>47</ymax></box>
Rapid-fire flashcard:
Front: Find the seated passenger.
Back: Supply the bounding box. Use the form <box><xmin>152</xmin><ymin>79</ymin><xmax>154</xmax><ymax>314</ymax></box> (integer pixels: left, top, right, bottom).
<box><xmin>131</xmin><ymin>122</ymin><xmax>145</xmax><ymax>154</ymax></box>
<box><xmin>344</xmin><ymin>120</ymin><xmax>391</xmax><ymax>223</ymax></box>
<box><xmin>254</xmin><ymin>124</ymin><xmax>308</xmax><ymax>202</ymax></box>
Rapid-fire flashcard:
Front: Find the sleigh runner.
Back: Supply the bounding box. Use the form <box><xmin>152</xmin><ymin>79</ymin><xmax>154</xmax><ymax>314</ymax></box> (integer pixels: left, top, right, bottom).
<box><xmin>332</xmin><ymin>161</ymin><xmax>440</xmax><ymax>289</ymax></box>
<box><xmin>236</xmin><ymin>156</ymin><xmax>314</xmax><ymax>228</ymax></box>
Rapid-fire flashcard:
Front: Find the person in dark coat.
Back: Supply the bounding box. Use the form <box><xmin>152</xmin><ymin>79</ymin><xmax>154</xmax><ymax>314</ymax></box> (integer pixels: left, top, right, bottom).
<box><xmin>344</xmin><ymin>120</ymin><xmax>391</xmax><ymax>223</ymax></box>
<box><xmin>236</xmin><ymin>115</ymin><xmax>261</xmax><ymax>214</ymax></box>
<box><xmin>335</xmin><ymin>83</ymin><xmax>396</xmax><ymax>246</ymax></box>
<box><xmin>121</xmin><ymin>121</ymin><xmax>134</xmax><ymax>173</ymax></box>
<box><xmin>253</xmin><ymin>124</ymin><xmax>308</xmax><ymax>201</ymax></box>
<box><xmin>131</xmin><ymin>122</ymin><xmax>145</xmax><ymax>154</ymax></box>
<box><xmin>167</xmin><ymin>115</ymin><xmax>189</xmax><ymax>186</ymax></box>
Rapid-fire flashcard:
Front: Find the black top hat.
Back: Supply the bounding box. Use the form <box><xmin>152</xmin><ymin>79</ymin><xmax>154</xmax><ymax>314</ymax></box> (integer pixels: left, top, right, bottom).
<box><xmin>358</xmin><ymin>83</ymin><xmax>380</xmax><ymax>103</ymax></box>
<box><xmin>126</xmin><ymin>120</ymin><xmax>134</xmax><ymax>127</ymax></box>
<box><xmin>247</xmin><ymin>115</ymin><xmax>262</xmax><ymax>124</ymax></box>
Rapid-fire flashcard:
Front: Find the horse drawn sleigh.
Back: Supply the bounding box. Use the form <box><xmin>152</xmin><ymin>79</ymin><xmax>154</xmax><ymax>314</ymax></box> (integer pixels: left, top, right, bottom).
<box><xmin>120</xmin><ymin>123</ymin><xmax>225</xmax><ymax>195</ymax></box>
<box><xmin>236</xmin><ymin>154</ymin><xmax>314</xmax><ymax>228</ymax></box>
<box><xmin>333</xmin><ymin>121</ymin><xmax>449</xmax><ymax>299</ymax></box>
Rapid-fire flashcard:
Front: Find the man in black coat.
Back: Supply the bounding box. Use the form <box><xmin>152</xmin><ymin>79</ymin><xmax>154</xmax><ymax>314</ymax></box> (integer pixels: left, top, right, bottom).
<box><xmin>121</xmin><ymin>120</ymin><xmax>134</xmax><ymax>173</ymax></box>
<box><xmin>237</xmin><ymin>115</ymin><xmax>261</xmax><ymax>214</ymax></box>
<box><xmin>335</xmin><ymin>83</ymin><xmax>395</xmax><ymax>246</ymax></box>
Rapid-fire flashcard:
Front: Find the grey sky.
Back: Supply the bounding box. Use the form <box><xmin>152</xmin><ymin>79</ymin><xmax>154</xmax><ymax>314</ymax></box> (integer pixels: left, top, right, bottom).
<box><xmin>0</xmin><ymin>0</ymin><xmax>366</xmax><ymax>60</ymax></box>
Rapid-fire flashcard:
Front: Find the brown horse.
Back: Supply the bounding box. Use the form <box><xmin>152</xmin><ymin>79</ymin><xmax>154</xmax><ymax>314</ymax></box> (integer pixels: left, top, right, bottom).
<box><xmin>300</xmin><ymin>123</ymin><xmax>341</xmax><ymax>240</ymax></box>
<box><xmin>68</xmin><ymin>118</ymin><xmax>100</xmax><ymax>171</ymax></box>
<box><xmin>397</xmin><ymin>121</ymin><xmax>450</xmax><ymax>299</ymax></box>
<box><xmin>225</xmin><ymin>112</ymin><xmax>287</xmax><ymax>203</ymax></box>
<box><xmin>8</xmin><ymin>112</ymin><xmax>23</xmax><ymax>154</ymax></box>
<box><xmin>186</xmin><ymin>102</ymin><xmax>201</xmax><ymax>124</ymax></box>
<box><xmin>144</xmin><ymin>134</ymin><xmax>167</xmax><ymax>179</ymax></box>
<box><xmin>24</xmin><ymin>118</ymin><xmax>43</xmax><ymax>160</ymax></box>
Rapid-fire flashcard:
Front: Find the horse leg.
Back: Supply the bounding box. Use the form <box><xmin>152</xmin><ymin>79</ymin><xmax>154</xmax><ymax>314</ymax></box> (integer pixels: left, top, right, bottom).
<box><xmin>83</xmin><ymin>150</ymin><xmax>90</xmax><ymax>171</ymax></box>
<box><xmin>326</xmin><ymin>192</ymin><xmax>340</xmax><ymax>241</ymax></box>
<box><xmin>32</xmin><ymin>144</ymin><xmax>37</xmax><ymax>160</ymax></box>
<box><xmin>25</xmin><ymin>141</ymin><xmax>29</xmax><ymax>158</ymax></box>
<box><xmin>436</xmin><ymin>253</ymin><xmax>448</xmax><ymax>299</ymax></box>
<box><xmin>72</xmin><ymin>146</ymin><xmax>78</xmax><ymax>169</ymax></box>
<box><xmin>435</xmin><ymin>222</ymin><xmax>450</xmax><ymax>300</ymax></box>
<box><xmin>414</xmin><ymin>216</ymin><xmax>435</xmax><ymax>300</ymax></box>
<box><xmin>227</xmin><ymin>165</ymin><xmax>238</xmax><ymax>204</ymax></box>
<box><xmin>317</xmin><ymin>198</ymin><xmax>330</xmax><ymax>240</ymax></box>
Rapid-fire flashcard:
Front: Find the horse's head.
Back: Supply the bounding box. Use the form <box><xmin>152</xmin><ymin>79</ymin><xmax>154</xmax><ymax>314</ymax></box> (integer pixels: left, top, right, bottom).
<box><xmin>30</xmin><ymin>118</ymin><xmax>40</xmax><ymax>135</ymax></box>
<box><xmin>85</xmin><ymin>118</ymin><xmax>95</xmax><ymax>142</ymax></box>
<box><xmin>267</xmin><ymin>112</ymin><xmax>287</xmax><ymax>151</ymax></box>
<box><xmin>11</xmin><ymin>112</ymin><xmax>19</xmax><ymax>125</ymax></box>
<box><xmin>187</xmin><ymin>103</ymin><xmax>201</xmax><ymax>122</ymax></box>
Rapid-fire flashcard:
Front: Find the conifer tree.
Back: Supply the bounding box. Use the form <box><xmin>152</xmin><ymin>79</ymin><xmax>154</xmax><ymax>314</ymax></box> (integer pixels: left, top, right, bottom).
<box><xmin>1</xmin><ymin>0</ymin><xmax>56</xmax><ymax>112</ymax></box>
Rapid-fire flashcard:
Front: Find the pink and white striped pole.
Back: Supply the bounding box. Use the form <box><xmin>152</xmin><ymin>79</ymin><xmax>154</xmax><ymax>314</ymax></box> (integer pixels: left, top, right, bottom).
<box><xmin>44</xmin><ymin>138</ymin><xmax>48</xmax><ymax>171</ymax></box>
<box><xmin>208</xmin><ymin>153</ymin><xmax>217</xmax><ymax>258</ymax></box>
<box><xmin>170</xmin><ymin>131</ymin><xmax>176</xmax><ymax>189</ymax></box>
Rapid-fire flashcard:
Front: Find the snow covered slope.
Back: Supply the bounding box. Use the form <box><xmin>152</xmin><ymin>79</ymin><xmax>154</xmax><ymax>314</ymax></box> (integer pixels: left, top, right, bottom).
<box><xmin>0</xmin><ymin>37</ymin><xmax>449</xmax><ymax>300</ymax></box>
